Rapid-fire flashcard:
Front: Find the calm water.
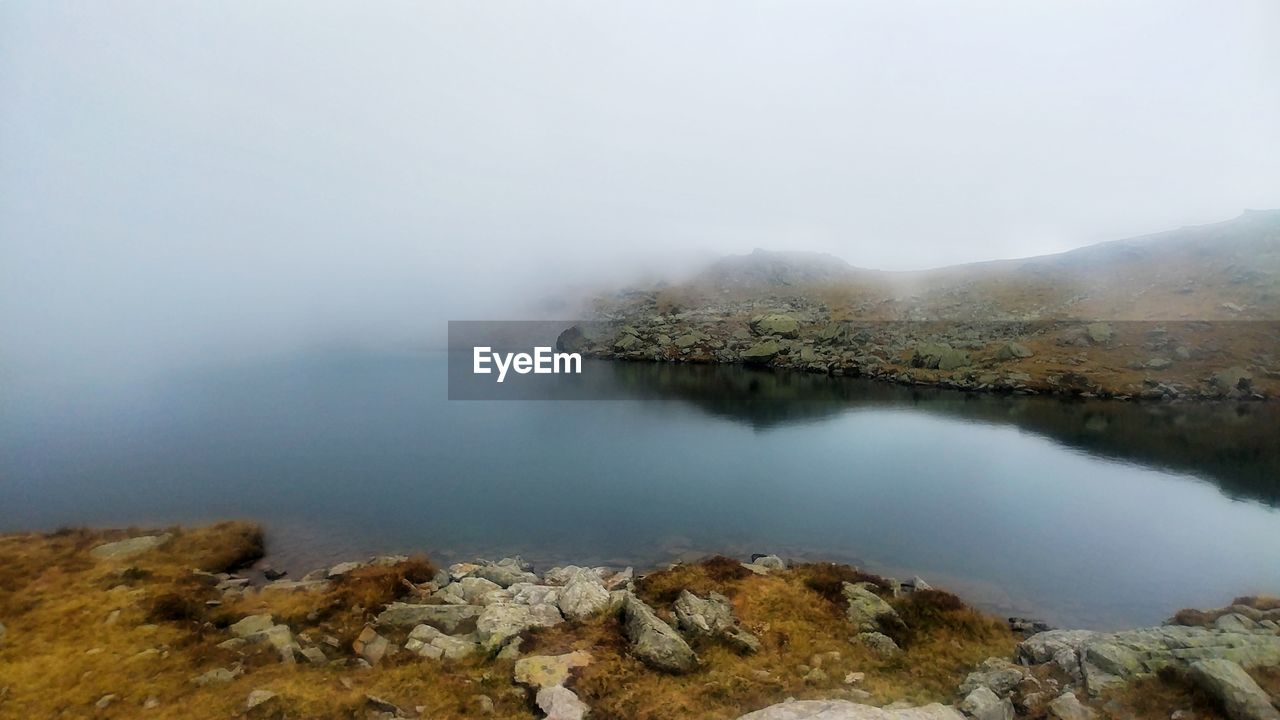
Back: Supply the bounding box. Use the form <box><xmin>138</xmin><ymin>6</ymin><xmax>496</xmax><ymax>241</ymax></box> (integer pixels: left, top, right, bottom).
<box><xmin>3</xmin><ymin>352</ymin><xmax>1278</xmax><ymax>629</ymax></box>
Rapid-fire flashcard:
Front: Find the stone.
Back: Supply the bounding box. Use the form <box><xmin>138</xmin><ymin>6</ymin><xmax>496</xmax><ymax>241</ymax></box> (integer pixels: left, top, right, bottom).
<box><xmin>353</xmin><ymin>626</ymin><xmax>390</xmax><ymax>665</ymax></box>
<box><xmin>959</xmin><ymin>657</ymin><xmax>1027</xmax><ymax>697</ymax></box>
<box><xmin>841</xmin><ymin>582</ymin><xmax>904</xmax><ymax>635</ymax></box>
<box><xmin>405</xmin><ymin>624</ymin><xmax>481</xmax><ymax>660</ymax></box>
<box><xmin>557</xmin><ymin>570</ymin><xmax>611</xmax><ymax>620</ymax></box>
<box><xmin>960</xmin><ymin>687</ymin><xmax>1014</xmax><ymax>720</ymax></box>
<box><xmin>245</xmin><ymin>689</ymin><xmax>278</xmax><ymax>711</ymax></box>
<box><xmin>742</xmin><ymin>340</ymin><xmax>783</xmax><ymax>363</ymax></box>
<box><xmin>856</xmin><ymin>631</ymin><xmax>901</xmax><ymax>657</ymax></box>
<box><xmin>536</xmin><ymin>685</ymin><xmax>590</xmax><ymax>720</ymax></box>
<box><xmin>443</xmin><ymin>576</ymin><xmax>504</xmax><ymax>604</ymax></box>
<box><xmin>735</xmin><ymin>700</ymin><xmax>965</xmax><ymax>719</ymax></box>
<box><xmin>476</xmin><ymin>603</ymin><xmax>563</xmax><ymax>651</ymax></box>
<box><xmin>750</xmin><ymin>313</ymin><xmax>801</xmax><ymax>338</ymax></box>
<box><xmin>1147</xmin><ymin>358</ymin><xmax>1173</xmax><ymax>370</ymax></box>
<box><xmin>89</xmin><ymin>534</ymin><xmax>172</xmax><ymax>560</ymax></box>
<box><xmin>510</xmin><ymin>583</ymin><xmax>561</xmax><ymax>606</ymax></box>
<box><xmin>514</xmin><ymin>651</ymin><xmax>593</xmax><ymax>689</ymax></box>
<box><xmin>555</xmin><ymin>325</ymin><xmax>588</xmax><ymax>354</ymax></box>
<box><xmin>1189</xmin><ymin>659</ymin><xmax>1280</xmax><ymax>720</ymax></box>
<box><xmin>375</xmin><ymin>603</ymin><xmax>481</xmax><ymax>633</ymax></box>
<box><xmin>1046</xmin><ymin>692</ymin><xmax>1096</xmax><ymax>720</ymax></box>
<box><xmin>251</xmin><ymin>625</ymin><xmax>301</xmax><ymax>664</ymax></box>
<box><xmin>326</xmin><ymin>561</ymin><xmax>364</xmax><ymax>578</ymax></box>
<box><xmin>1211</xmin><ymin>367</ymin><xmax>1254</xmax><ymax>396</ymax></box>
<box><xmin>192</xmin><ymin>666</ymin><xmax>242</xmax><ymax>685</ymax></box>
<box><xmin>673</xmin><ymin>589</ymin><xmax>760</xmax><ymax>653</ymax></box>
<box><xmin>474</xmin><ymin>563</ymin><xmax>539</xmax><ymax>588</ymax></box>
<box><xmin>995</xmin><ymin>342</ymin><xmax>1034</xmax><ymax>361</ymax></box>
<box><xmin>1086</xmin><ymin>323</ymin><xmax>1114</xmax><ymax>344</ymax></box>
<box><xmin>229</xmin><ymin>614</ymin><xmax>276</xmax><ymax>638</ymax></box>
<box><xmin>473</xmin><ymin>694</ymin><xmax>496</xmax><ymax>715</ymax></box>
<box><xmin>96</xmin><ymin>694</ymin><xmax>118</xmax><ymax>709</ymax></box>
<box><xmin>621</xmin><ymin>593</ymin><xmax>698</xmax><ymax>673</ymax></box>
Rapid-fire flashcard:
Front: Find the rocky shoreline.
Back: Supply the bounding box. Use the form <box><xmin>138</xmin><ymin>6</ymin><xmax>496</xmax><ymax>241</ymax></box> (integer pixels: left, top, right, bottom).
<box><xmin>556</xmin><ymin>316</ymin><xmax>1276</xmax><ymax>403</ymax></box>
<box><xmin>2</xmin><ymin>523</ymin><xmax>1276</xmax><ymax>719</ymax></box>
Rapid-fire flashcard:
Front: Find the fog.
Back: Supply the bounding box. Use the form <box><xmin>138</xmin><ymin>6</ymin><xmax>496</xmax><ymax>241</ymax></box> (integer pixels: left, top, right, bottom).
<box><xmin>2</xmin><ymin>1</ymin><xmax>1278</xmax><ymax>383</ymax></box>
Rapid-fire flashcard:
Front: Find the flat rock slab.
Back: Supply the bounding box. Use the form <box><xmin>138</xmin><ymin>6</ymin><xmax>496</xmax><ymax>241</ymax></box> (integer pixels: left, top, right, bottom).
<box><xmin>375</xmin><ymin>603</ymin><xmax>481</xmax><ymax>634</ymax></box>
<box><xmin>1190</xmin><ymin>659</ymin><xmax>1280</xmax><ymax>720</ymax></box>
<box><xmin>514</xmin><ymin>651</ymin><xmax>593</xmax><ymax>689</ymax></box>
<box><xmin>736</xmin><ymin>700</ymin><xmax>964</xmax><ymax>720</ymax></box>
<box><xmin>90</xmin><ymin>534</ymin><xmax>172</xmax><ymax>560</ymax></box>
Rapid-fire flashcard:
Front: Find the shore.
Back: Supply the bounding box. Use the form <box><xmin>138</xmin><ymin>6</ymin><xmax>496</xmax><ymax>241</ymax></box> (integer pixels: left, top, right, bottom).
<box><xmin>1</xmin><ymin>523</ymin><xmax>1277</xmax><ymax>720</ymax></box>
<box><xmin>560</xmin><ymin>318</ymin><xmax>1279</xmax><ymax>403</ymax></box>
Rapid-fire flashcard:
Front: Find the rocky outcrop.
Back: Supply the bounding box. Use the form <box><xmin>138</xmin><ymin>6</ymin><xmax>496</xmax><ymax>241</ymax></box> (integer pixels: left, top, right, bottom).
<box><xmin>621</xmin><ymin>593</ymin><xmax>698</xmax><ymax>673</ymax></box>
<box><xmin>89</xmin><ymin>534</ymin><xmax>172</xmax><ymax>560</ymax></box>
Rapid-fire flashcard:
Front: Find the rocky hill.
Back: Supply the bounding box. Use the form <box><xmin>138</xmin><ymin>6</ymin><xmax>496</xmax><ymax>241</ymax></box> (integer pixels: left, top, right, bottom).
<box><xmin>564</xmin><ymin>211</ymin><xmax>1280</xmax><ymax>401</ymax></box>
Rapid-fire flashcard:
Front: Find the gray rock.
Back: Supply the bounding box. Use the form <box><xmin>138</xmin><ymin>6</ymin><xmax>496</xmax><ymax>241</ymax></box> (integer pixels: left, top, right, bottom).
<box><xmin>673</xmin><ymin>590</ymin><xmax>760</xmax><ymax>654</ymax></box>
<box><xmin>995</xmin><ymin>342</ymin><xmax>1034</xmax><ymax>361</ymax></box>
<box><xmin>742</xmin><ymin>340</ymin><xmax>783</xmax><ymax>363</ymax></box>
<box><xmin>229</xmin><ymin>614</ymin><xmax>276</xmax><ymax>638</ymax></box>
<box><xmin>510</xmin><ymin>583</ymin><xmax>561</xmax><ymax>606</ymax></box>
<box><xmin>326</xmin><ymin>561</ymin><xmax>365</xmax><ymax>578</ymax></box>
<box><xmin>912</xmin><ymin>343</ymin><xmax>971</xmax><ymax>371</ymax></box>
<box><xmin>353</xmin><ymin>626</ymin><xmax>390</xmax><ymax>665</ymax></box>
<box><xmin>621</xmin><ymin>593</ymin><xmax>698</xmax><ymax>673</ymax></box>
<box><xmin>557</xmin><ymin>570</ymin><xmax>611</xmax><ymax>620</ymax></box>
<box><xmin>514</xmin><ymin>650</ymin><xmax>593</xmax><ymax>689</ymax></box>
<box><xmin>1046</xmin><ymin>692</ymin><xmax>1095</xmax><ymax>720</ymax></box>
<box><xmin>476</xmin><ymin>603</ymin><xmax>563</xmax><ymax>651</ymax></box>
<box><xmin>1189</xmin><ymin>659</ymin><xmax>1280</xmax><ymax>720</ymax></box>
<box><xmin>735</xmin><ymin>700</ymin><xmax>965</xmax><ymax>720</ymax></box>
<box><xmin>442</xmin><ymin>576</ymin><xmax>504</xmax><ymax>604</ymax></box>
<box><xmin>192</xmin><ymin>666</ymin><xmax>243</xmax><ymax>685</ymax></box>
<box><xmin>959</xmin><ymin>657</ymin><xmax>1026</xmax><ymax>697</ymax></box>
<box><xmin>375</xmin><ymin>603</ymin><xmax>481</xmax><ymax>633</ymax></box>
<box><xmin>841</xmin><ymin>582</ymin><xmax>904</xmax><ymax>635</ymax></box>
<box><xmin>474</xmin><ymin>564</ymin><xmax>539</xmax><ymax>588</ymax></box>
<box><xmin>1211</xmin><ymin>367</ymin><xmax>1254</xmax><ymax>396</ymax></box>
<box><xmin>536</xmin><ymin>685</ymin><xmax>590</xmax><ymax>720</ymax></box>
<box><xmin>0</xmin><ymin>622</ymin><xmax>6</xmax><ymax>643</ymax></box>
<box><xmin>404</xmin><ymin>624</ymin><xmax>480</xmax><ymax>660</ymax></box>
<box><xmin>245</xmin><ymin>689</ymin><xmax>278</xmax><ymax>711</ymax></box>
<box><xmin>89</xmin><ymin>534</ymin><xmax>172</xmax><ymax>560</ymax></box>
<box><xmin>855</xmin><ymin>631</ymin><xmax>901</xmax><ymax>657</ymax></box>
<box><xmin>1085</xmin><ymin>323</ymin><xmax>1113</xmax><ymax>344</ymax></box>
<box><xmin>750</xmin><ymin>313</ymin><xmax>801</xmax><ymax>338</ymax></box>
<box><xmin>960</xmin><ymin>687</ymin><xmax>1014</xmax><ymax>720</ymax></box>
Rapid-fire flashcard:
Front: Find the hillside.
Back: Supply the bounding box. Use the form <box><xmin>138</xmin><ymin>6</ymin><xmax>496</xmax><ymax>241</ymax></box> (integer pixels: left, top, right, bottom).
<box><xmin>566</xmin><ymin>211</ymin><xmax>1280</xmax><ymax>401</ymax></box>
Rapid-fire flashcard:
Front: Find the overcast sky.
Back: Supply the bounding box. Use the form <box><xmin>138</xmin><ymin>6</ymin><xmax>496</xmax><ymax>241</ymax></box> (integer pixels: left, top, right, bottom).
<box><xmin>2</xmin><ymin>1</ymin><xmax>1278</xmax><ymax>379</ymax></box>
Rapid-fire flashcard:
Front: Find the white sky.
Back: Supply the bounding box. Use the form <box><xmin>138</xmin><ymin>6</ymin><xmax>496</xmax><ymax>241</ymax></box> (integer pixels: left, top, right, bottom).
<box><xmin>2</xmin><ymin>1</ymin><xmax>1278</xmax><ymax>377</ymax></box>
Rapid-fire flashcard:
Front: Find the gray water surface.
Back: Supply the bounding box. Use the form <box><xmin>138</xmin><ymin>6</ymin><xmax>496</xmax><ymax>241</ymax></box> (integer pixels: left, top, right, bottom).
<box><xmin>3</xmin><ymin>352</ymin><xmax>1278</xmax><ymax>629</ymax></box>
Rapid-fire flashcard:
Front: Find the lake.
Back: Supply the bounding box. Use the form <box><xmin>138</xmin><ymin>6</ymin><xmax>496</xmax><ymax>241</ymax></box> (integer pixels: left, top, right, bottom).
<box><xmin>3</xmin><ymin>351</ymin><xmax>1278</xmax><ymax>630</ymax></box>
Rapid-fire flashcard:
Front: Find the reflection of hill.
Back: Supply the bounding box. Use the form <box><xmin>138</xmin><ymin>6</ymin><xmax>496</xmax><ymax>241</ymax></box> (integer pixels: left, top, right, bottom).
<box><xmin>601</xmin><ymin>361</ymin><xmax>1280</xmax><ymax>507</ymax></box>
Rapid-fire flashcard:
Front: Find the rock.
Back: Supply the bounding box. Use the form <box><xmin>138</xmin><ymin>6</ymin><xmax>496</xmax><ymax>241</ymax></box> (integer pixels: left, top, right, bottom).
<box><xmin>536</xmin><ymin>685</ymin><xmax>591</xmax><ymax>720</ymax></box>
<box><xmin>1189</xmin><ymin>659</ymin><xmax>1280</xmax><ymax>720</ymax></box>
<box><xmin>735</xmin><ymin>700</ymin><xmax>965</xmax><ymax>719</ymax></box>
<box><xmin>143</xmin><ymin>696</ymin><xmax>160</xmax><ymax>709</ymax></box>
<box><xmin>474</xmin><ymin>563</ymin><xmax>539</xmax><ymax>589</ymax></box>
<box><xmin>95</xmin><ymin>694</ymin><xmax>118</xmax><ymax>709</ymax></box>
<box><xmin>742</xmin><ymin>340</ymin><xmax>783</xmax><ymax>363</ymax></box>
<box><xmin>1147</xmin><ymin>358</ymin><xmax>1173</xmax><ymax>370</ymax></box>
<box><xmin>245</xmin><ymin>689</ymin><xmax>278</xmax><ymax>711</ymax></box>
<box><xmin>960</xmin><ymin>687</ymin><xmax>1014</xmax><ymax>720</ymax></box>
<box><xmin>674</xmin><ymin>333</ymin><xmax>703</xmax><ymax>349</ymax></box>
<box><xmin>365</xmin><ymin>695</ymin><xmax>401</xmax><ymax>715</ymax></box>
<box><xmin>404</xmin><ymin>624</ymin><xmax>481</xmax><ymax>660</ymax></box>
<box><xmin>995</xmin><ymin>342</ymin><xmax>1034</xmax><ymax>360</ymax></box>
<box><xmin>556</xmin><ymin>326</ymin><xmax>588</xmax><ymax>354</ymax></box>
<box><xmin>1046</xmin><ymin>692</ymin><xmax>1096</xmax><ymax>720</ymax></box>
<box><xmin>229</xmin><ymin>614</ymin><xmax>276</xmax><ymax>638</ymax></box>
<box><xmin>741</xmin><ymin>554</ymin><xmax>787</xmax><ymax>574</ymax></box>
<box><xmin>0</xmin><ymin>622</ymin><xmax>6</xmax><ymax>643</ymax></box>
<box><xmin>1019</xmin><ymin>626</ymin><xmax>1280</xmax><ymax>694</ymax></box>
<box><xmin>514</xmin><ymin>651</ymin><xmax>593</xmax><ymax>689</ymax></box>
<box><xmin>510</xmin><ymin>583</ymin><xmax>561</xmax><ymax>606</ymax></box>
<box><xmin>673</xmin><ymin>590</ymin><xmax>760</xmax><ymax>654</ymax></box>
<box><xmin>557</xmin><ymin>571</ymin><xmax>611</xmax><ymax>620</ymax></box>
<box><xmin>912</xmin><ymin>343</ymin><xmax>971</xmax><ymax>371</ymax></box>
<box><xmin>192</xmin><ymin>666</ymin><xmax>242</xmax><ymax>685</ymax></box>
<box><xmin>476</xmin><ymin>603</ymin><xmax>563</xmax><ymax>651</ymax></box>
<box><xmin>1211</xmin><ymin>367</ymin><xmax>1254</xmax><ymax>396</ymax></box>
<box><xmin>261</xmin><ymin>567</ymin><xmax>286</xmax><ymax>581</ymax></box>
<box><xmin>251</xmin><ymin>625</ymin><xmax>302</xmax><ymax>664</ymax></box>
<box><xmin>353</xmin><ymin>626</ymin><xmax>390</xmax><ymax>665</ymax></box>
<box><xmin>804</xmin><ymin>667</ymin><xmax>829</xmax><ymax>684</ymax></box>
<box><xmin>89</xmin><ymin>534</ymin><xmax>172</xmax><ymax>560</ymax></box>
<box><xmin>621</xmin><ymin>593</ymin><xmax>698</xmax><ymax>673</ymax></box>
<box><xmin>326</xmin><ymin>561</ymin><xmax>364</xmax><ymax>578</ymax></box>
<box><xmin>1085</xmin><ymin>323</ymin><xmax>1114</xmax><ymax>344</ymax></box>
<box><xmin>855</xmin><ymin>631</ymin><xmax>901</xmax><ymax>657</ymax></box>
<box><xmin>841</xmin><ymin>582</ymin><xmax>904</xmax><ymax>635</ymax></box>
<box><xmin>959</xmin><ymin>657</ymin><xmax>1027</xmax><ymax>697</ymax></box>
<box><xmin>473</xmin><ymin>694</ymin><xmax>496</xmax><ymax>715</ymax></box>
<box><xmin>908</xmin><ymin>576</ymin><xmax>932</xmax><ymax>592</ymax></box>
<box><xmin>375</xmin><ymin>603</ymin><xmax>481</xmax><ymax>633</ymax></box>
<box><xmin>750</xmin><ymin>313</ymin><xmax>801</xmax><ymax>338</ymax></box>
<box><xmin>442</xmin><ymin>576</ymin><xmax>504</xmax><ymax>604</ymax></box>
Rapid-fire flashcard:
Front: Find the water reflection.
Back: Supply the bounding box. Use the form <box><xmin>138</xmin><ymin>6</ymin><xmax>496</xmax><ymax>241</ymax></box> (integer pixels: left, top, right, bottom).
<box><xmin>597</xmin><ymin>360</ymin><xmax>1280</xmax><ymax>507</ymax></box>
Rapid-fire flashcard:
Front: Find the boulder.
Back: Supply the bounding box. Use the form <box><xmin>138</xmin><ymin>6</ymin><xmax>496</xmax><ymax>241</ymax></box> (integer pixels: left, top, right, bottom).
<box><xmin>474</xmin><ymin>563</ymin><xmax>539</xmax><ymax>588</ymax></box>
<box><xmin>476</xmin><ymin>603</ymin><xmax>563</xmax><ymax>651</ymax></box>
<box><xmin>352</xmin><ymin>626</ymin><xmax>390</xmax><ymax>665</ymax></box>
<box><xmin>514</xmin><ymin>651</ymin><xmax>593</xmax><ymax>689</ymax></box>
<box><xmin>1189</xmin><ymin>659</ymin><xmax>1280</xmax><ymax>720</ymax></box>
<box><xmin>742</xmin><ymin>340</ymin><xmax>782</xmax><ymax>363</ymax></box>
<box><xmin>555</xmin><ymin>326</ymin><xmax>588</xmax><ymax>354</ymax></box>
<box><xmin>1085</xmin><ymin>323</ymin><xmax>1114</xmax><ymax>344</ymax></box>
<box><xmin>995</xmin><ymin>342</ymin><xmax>1034</xmax><ymax>361</ymax></box>
<box><xmin>960</xmin><ymin>687</ymin><xmax>1014</xmax><ymax>720</ymax></box>
<box><xmin>735</xmin><ymin>700</ymin><xmax>965</xmax><ymax>719</ymax></box>
<box><xmin>1046</xmin><ymin>692</ymin><xmax>1095</xmax><ymax>720</ymax></box>
<box><xmin>750</xmin><ymin>314</ymin><xmax>801</xmax><ymax>338</ymax></box>
<box><xmin>229</xmin><ymin>614</ymin><xmax>276</xmax><ymax>638</ymax></box>
<box><xmin>404</xmin><ymin>624</ymin><xmax>479</xmax><ymax>660</ymax></box>
<box><xmin>673</xmin><ymin>590</ymin><xmax>760</xmax><ymax>654</ymax></box>
<box><xmin>855</xmin><ymin>631</ymin><xmax>901</xmax><ymax>657</ymax></box>
<box><xmin>841</xmin><ymin>582</ymin><xmax>904</xmax><ymax>635</ymax></box>
<box><xmin>192</xmin><ymin>666</ymin><xmax>243</xmax><ymax>686</ymax></box>
<box><xmin>1211</xmin><ymin>367</ymin><xmax>1254</xmax><ymax>396</ymax></box>
<box><xmin>536</xmin><ymin>685</ymin><xmax>591</xmax><ymax>720</ymax></box>
<box><xmin>89</xmin><ymin>534</ymin><xmax>172</xmax><ymax>560</ymax></box>
<box><xmin>440</xmin><ymin>576</ymin><xmax>504</xmax><ymax>604</ymax></box>
<box><xmin>912</xmin><ymin>344</ymin><xmax>971</xmax><ymax>371</ymax></box>
<box><xmin>375</xmin><ymin>603</ymin><xmax>481</xmax><ymax>633</ymax></box>
<box><xmin>959</xmin><ymin>657</ymin><xmax>1027</xmax><ymax>697</ymax></box>
<box><xmin>245</xmin><ymin>689</ymin><xmax>278</xmax><ymax>712</ymax></box>
<box><xmin>621</xmin><ymin>593</ymin><xmax>698</xmax><ymax>673</ymax></box>
<box><xmin>557</xmin><ymin>570</ymin><xmax>611</xmax><ymax>620</ymax></box>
